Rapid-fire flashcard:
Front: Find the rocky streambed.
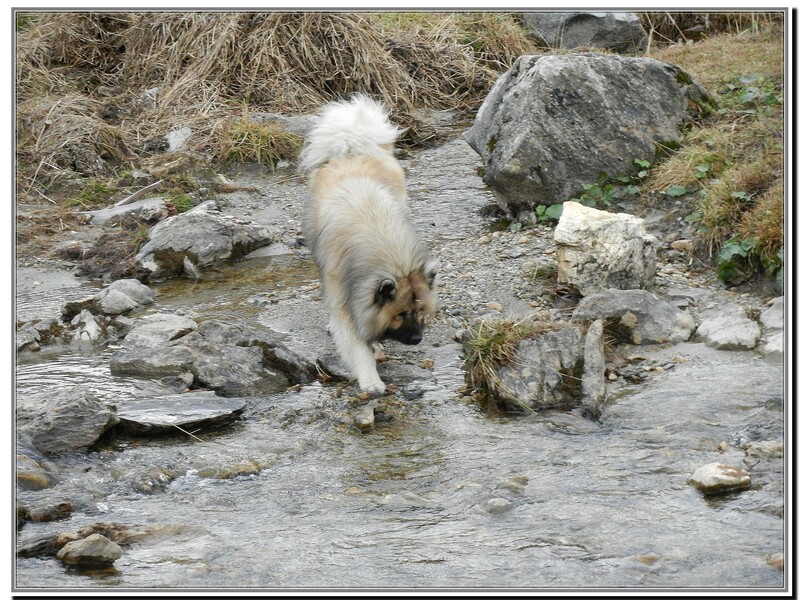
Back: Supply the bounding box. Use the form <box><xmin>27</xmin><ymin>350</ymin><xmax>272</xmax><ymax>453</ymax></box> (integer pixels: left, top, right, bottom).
<box><xmin>14</xmin><ymin>135</ymin><xmax>786</xmax><ymax>591</ymax></box>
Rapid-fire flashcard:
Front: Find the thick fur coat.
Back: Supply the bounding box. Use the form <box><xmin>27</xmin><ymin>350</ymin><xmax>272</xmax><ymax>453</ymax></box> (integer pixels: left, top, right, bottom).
<box><xmin>299</xmin><ymin>95</ymin><xmax>438</xmax><ymax>394</ymax></box>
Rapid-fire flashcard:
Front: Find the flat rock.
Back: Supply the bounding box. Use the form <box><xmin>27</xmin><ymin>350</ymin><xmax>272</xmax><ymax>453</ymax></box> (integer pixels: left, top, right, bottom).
<box><xmin>572</xmin><ymin>289</ymin><xmax>695</xmax><ymax>344</ymax></box>
<box><xmin>696</xmin><ymin>304</ymin><xmax>760</xmax><ymax>350</ymax></box>
<box><xmin>116</xmin><ymin>391</ymin><xmax>247</xmax><ymax>435</ymax></box>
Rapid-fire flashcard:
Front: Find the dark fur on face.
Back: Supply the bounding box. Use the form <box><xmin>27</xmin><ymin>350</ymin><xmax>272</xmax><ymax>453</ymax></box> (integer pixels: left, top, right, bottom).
<box><xmin>372</xmin><ymin>269</ymin><xmax>436</xmax><ymax>345</ymax></box>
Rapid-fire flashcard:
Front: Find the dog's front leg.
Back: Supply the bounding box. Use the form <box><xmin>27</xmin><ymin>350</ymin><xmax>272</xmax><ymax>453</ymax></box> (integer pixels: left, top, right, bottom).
<box><xmin>328</xmin><ymin>312</ymin><xmax>386</xmax><ymax>395</ymax></box>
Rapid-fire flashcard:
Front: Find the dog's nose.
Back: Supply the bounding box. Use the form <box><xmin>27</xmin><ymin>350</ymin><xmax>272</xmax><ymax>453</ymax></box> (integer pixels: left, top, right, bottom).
<box><xmin>408</xmin><ymin>333</ymin><xmax>422</xmax><ymax>345</ymax></box>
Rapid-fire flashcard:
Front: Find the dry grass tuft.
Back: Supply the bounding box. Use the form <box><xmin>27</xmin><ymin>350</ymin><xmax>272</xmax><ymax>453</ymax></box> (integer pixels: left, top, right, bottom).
<box><xmin>16</xmin><ymin>93</ymin><xmax>135</xmax><ymax>192</ymax></box>
<box><xmin>216</xmin><ymin>118</ymin><xmax>303</xmax><ymax>168</ymax></box>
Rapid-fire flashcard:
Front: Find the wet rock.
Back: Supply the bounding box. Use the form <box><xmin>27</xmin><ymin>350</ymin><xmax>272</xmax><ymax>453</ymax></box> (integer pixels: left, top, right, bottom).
<box><xmin>554</xmin><ymin>202</ymin><xmax>657</xmax><ymax>296</ymax></box>
<box><xmin>197</xmin><ymin>320</ymin><xmax>319</xmax><ymax>384</ymax></box>
<box><xmin>17</xmin><ymin>533</ymin><xmax>62</xmax><ymax>558</ymax></box>
<box><xmin>56</xmin><ymin>533</ymin><xmax>123</xmax><ymax>566</ymax></box>
<box><xmin>179</xmin><ymin>332</ymin><xmax>289</xmax><ymax>396</ymax></box>
<box><xmin>581</xmin><ymin>319</ymin><xmax>606</xmax><ymax>417</ymax></box>
<box><xmin>196</xmin><ymin>461</ymin><xmax>265</xmax><ymax>479</ymax></box>
<box><xmin>464</xmin><ymin>53</ymin><xmax>713</xmax><ymax>214</ymax></box>
<box><xmin>16</xmin><ymin>327</ymin><xmax>40</xmax><ymax>352</ymax></box>
<box><xmin>521</xmin><ymin>12</ymin><xmax>646</xmax><ymax>53</ymax></box>
<box><xmin>16</xmin><ymin>454</ymin><xmax>53</xmax><ymax>490</ymax></box>
<box><xmin>483</xmin><ymin>497</ymin><xmax>514</xmax><ymax>514</ymax></box>
<box><xmin>353</xmin><ymin>400</ymin><xmax>377</xmax><ymax>431</ymax></box>
<box><xmin>18</xmin><ymin>389</ymin><xmax>119</xmax><ymax>456</ymax></box>
<box><xmin>572</xmin><ymin>289</ymin><xmax>695</xmax><ymax>344</ymax></box>
<box><xmin>688</xmin><ymin>462</ymin><xmax>751</xmax><ymax>495</ymax></box>
<box><xmin>696</xmin><ymin>304</ymin><xmax>760</xmax><ymax>350</ymax></box>
<box><xmin>383</xmin><ymin>491</ymin><xmax>432</xmax><ymax>506</ymax></box>
<box><xmin>766</xmin><ymin>553</ymin><xmax>784</xmax><ymax>570</ymax></box>
<box><xmin>135</xmin><ymin>200</ymin><xmax>279</xmax><ymax>280</ymax></box>
<box><xmin>743</xmin><ymin>440</ymin><xmax>783</xmax><ymax>459</ymax></box>
<box><xmin>62</xmin><ymin>278</ymin><xmax>155</xmax><ymax>320</ymax></box>
<box><xmin>73</xmin><ymin>523</ymin><xmax>151</xmax><ymax>546</ymax></box>
<box><xmin>70</xmin><ymin>309</ymin><xmax>104</xmax><ymax>344</ymax></box>
<box><xmin>26</xmin><ymin>501</ymin><xmax>73</xmax><ymax>524</ymax></box>
<box><xmin>116</xmin><ymin>391</ymin><xmax>247</xmax><ymax>435</ymax></box>
<box><xmin>120</xmin><ymin>312</ymin><xmax>197</xmax><ymax>349</ymax></box>
<box><xmin>490</xmin><ymin>324</ymin><xmax>604</xmax><ymax>412</ymax></box>
<box><xmin>110</xmin><ymin>345</ymin><xmax>197</xmax><ymax>379</ymax></box>
<box><xmin>133</xmin><ymin>466</ymin><xmax>179</xmax><ymax>493</ymax></box>
<box><xmin>112</xmin><ymin>315</ymin><xmax>296</xmax><ymax>395</ymax></box>
<box><xmin>495</xmin><ymin>475</ymin><xmax>529</xmax><ymax>495</ymax></box>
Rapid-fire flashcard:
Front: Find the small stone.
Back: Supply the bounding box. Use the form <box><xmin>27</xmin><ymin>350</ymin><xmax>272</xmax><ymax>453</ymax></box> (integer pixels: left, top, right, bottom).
<box><xmin>743</xmin><ymin>440</ymin><xmax>783</xmax><ymax>458</ymax></box>
<box><xmin>354</xmin><ymin>401</ymin><xmax>376</xmax><ymax>431</ymax></box>
<box><xmin>688</xmin><ymin>462</ymin><xmax>751</xmax><ymax>495</ymax></box>
<box><xmin>670</xmin><ymin>239</ymin><xmax>694</xmax><ymax>253</ymax></box>
<box><xmin>765</xmin><ymin>553</ymin><xmax>784</xmax><ymax>570</ymax></box>
<box><xmin>56</xmin><ymin>533</ymin><xmax>122</xmax><ymax>566</ymax></box>
<box><xmin>484</xmin><ymin>497</ymin><xmax>514</xmax><ymax>514</ymax></box>
<box><xmin>485</xmin><ymin>302</ymin><xmax>503</xmax><ymax>312</ymax></box>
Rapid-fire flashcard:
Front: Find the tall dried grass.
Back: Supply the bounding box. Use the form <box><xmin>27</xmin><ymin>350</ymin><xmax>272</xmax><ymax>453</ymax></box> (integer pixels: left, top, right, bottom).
<box><xmin>16</xmin><ymin>11</ymin><xmax>529</xmax><ymax>189</ymax></box>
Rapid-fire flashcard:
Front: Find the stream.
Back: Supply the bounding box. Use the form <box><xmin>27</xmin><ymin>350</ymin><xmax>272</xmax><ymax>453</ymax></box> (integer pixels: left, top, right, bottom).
<box><xmin>14</xmin><ymin>138</ymin><xmax>786</xmax><ymax>592</ymax></box>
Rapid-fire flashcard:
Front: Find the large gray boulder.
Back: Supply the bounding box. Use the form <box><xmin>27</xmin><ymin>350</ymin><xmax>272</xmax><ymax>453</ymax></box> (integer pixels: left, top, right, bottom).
<box><xmin>521</xmin><ymin>12</ymin><xmax>646</xmax><ymax>54</ymax></box>
<box><xmin>464</xmin><ymin>53</ymin><xmax>714</xmax><ymax>215</ymax></box>
<box><xmin>135</xmin><ymin>200</ymin><xmax>279</xmax><ymax>280</ymax></box>
<box><xmin>554</xmin><ymin>201</ymin><xmax>657</xmax><ymax>296</ymax></box>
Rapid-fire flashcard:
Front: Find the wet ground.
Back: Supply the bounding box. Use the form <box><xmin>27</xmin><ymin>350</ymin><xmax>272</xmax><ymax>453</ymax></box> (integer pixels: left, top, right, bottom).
<box><xmin>14</xmin><ymin>137</ymin><xmax>786</xmax><ymax>592</ymax></box>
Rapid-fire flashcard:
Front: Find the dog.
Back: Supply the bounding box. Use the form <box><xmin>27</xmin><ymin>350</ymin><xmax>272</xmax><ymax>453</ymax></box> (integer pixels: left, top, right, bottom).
<box><xmin>299</xmin><ymin>94</ymin><xmax>438</xmax><ymax>395</ymax></box>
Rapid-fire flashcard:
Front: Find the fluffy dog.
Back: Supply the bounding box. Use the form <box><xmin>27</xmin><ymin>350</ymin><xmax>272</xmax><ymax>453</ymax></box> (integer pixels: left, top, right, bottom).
<box><xmin>299</xmin><ymin>94</ymin><xmax>438</xmax><ymax>394</ymax></box>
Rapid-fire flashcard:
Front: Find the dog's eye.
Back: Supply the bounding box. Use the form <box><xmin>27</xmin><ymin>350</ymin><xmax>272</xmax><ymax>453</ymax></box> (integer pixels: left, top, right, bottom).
<box><xmin>397</xmin><ymin>311</ymin><xmax>410</xmax><ymax>320</ymax></box>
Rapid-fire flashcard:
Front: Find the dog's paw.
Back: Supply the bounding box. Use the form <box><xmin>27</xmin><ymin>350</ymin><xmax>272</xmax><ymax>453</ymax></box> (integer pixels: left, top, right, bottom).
<box><xmin>359</xmin><ymin>379</ymin><xmax>386</xmax><ymax>397</ymax></box>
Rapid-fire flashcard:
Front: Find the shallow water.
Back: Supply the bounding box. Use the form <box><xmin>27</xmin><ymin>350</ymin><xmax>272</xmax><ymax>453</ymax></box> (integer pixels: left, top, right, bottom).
<box><xmin>14</xmin><ymin>140</ymin><xmax>786</xmax><ymax>592</ymax></box>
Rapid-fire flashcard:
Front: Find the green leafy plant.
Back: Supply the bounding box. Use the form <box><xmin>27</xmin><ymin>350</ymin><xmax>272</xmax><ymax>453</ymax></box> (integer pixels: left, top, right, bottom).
<box><xmin>716</xmin><ymin>235</ymin><xmax>757</xmax><ymax>283</ymax></box>
<box><xmin>535</xmin><ymin>203</ymin><xmax>563</xmax><ymax>224</ymax></box>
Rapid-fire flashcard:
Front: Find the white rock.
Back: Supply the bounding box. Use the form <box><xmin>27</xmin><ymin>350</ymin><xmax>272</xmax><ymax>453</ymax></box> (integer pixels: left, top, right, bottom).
<box><xmin>688</xmin><ymin>462</ymin><xmax>751</xmax><ymax>495</ymax></box>
<box><xmin>554</xmin><ymin>201</ymin><xmax>656</xmax><ymax>296</ymax></box>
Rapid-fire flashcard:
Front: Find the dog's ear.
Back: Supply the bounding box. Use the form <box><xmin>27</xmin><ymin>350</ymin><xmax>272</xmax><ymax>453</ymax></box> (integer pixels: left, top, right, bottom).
<box><xmin>423</xmin><ymin>260</ymin><xmax>439</xmax><ymax>287</ymax></box>
<box><xmin>375</xmin><ymin>279</ymin><xmax>396</xmax><ymax>305</ymax></box>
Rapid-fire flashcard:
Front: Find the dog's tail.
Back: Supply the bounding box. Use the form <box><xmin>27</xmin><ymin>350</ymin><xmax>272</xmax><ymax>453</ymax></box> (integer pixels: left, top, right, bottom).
<box><xmin>298</xmin><ymin>94</ymin><xmax>404</xmax><ymax>172</ymax></box>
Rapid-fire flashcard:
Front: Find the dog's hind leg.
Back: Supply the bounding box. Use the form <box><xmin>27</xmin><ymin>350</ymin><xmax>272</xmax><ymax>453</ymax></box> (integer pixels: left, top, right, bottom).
<box><xmin>328</xmin><ymin>311</ymin><xmax>386</xmax><ymax>395</ymax></box>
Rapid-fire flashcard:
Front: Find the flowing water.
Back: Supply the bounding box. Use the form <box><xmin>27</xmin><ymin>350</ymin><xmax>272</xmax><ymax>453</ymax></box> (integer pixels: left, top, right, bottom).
<box><xmin>14</xmin><ymin>139</ymin><xmax>786</xmax><ymax>592</ymax></box>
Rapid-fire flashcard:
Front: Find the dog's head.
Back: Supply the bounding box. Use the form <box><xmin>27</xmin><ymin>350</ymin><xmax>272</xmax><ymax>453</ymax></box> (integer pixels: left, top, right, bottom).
<box><xmin>373</xmin><ymin>263</ymin><xmax>438</xmax><ymax>345</ymax></box>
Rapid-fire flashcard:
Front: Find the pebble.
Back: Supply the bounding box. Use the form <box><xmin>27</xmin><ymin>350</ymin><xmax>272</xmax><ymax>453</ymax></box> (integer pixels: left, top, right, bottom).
<box><xmin>483</xmin><ymin>497</ymin><xmax>514</xmax><ymax>514</ymax></box>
